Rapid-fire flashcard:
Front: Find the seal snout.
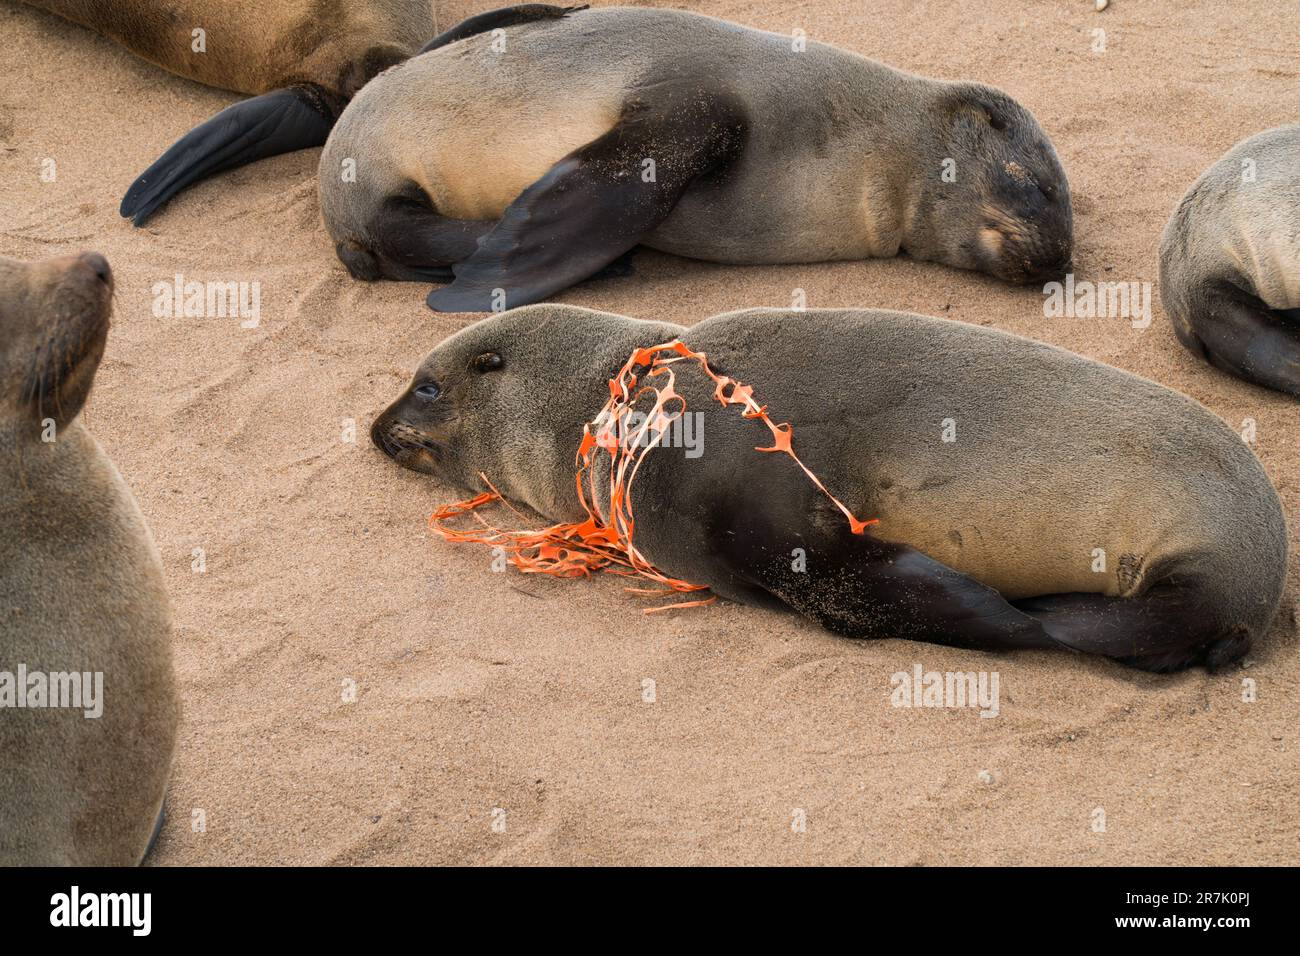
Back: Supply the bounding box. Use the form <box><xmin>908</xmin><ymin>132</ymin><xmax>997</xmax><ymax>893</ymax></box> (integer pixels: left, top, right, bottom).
<box><xmin>370</xmin><ymin>394</ymin><xmax>447</xmax><ymax>476</ymax></box>
<box><xmin>78</xmin><ymin>251</ymin><xmax>114</xmax><ymax>290</ymax></box>
<box><xmin>336</xmin><ymin>239</ymin><xmax>381</xmax><ymax>281</ymax></box>
<box><xmin>370</xmin><ymin>408</ymin><xmax>403</xmax><ymax>460</ymax></box>
<box><xmin>978</xmin><ymin>196</ymin><xmax>1073</xmax><ymax>285</ymax></box>
<box><xmin>982</xmin><ymin>235</ymin><xmax>1072</xmax><ymax>284</ymax></box>
<box><xmin>1025</xmin><ymin>255</ymin><xmax>1072</xmax><ymax>284</ymax></box>
<box><xmin>61</xmin><ymin>250</ymin><xmax>115</xmax><ymax>337</ymax></box>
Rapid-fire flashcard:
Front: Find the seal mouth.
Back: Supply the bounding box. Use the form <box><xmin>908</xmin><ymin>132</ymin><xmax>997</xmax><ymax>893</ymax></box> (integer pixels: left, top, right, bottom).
<box><xmin>975</xmin><ymin>166</ymin><xmax>1074</xmax><ymax>284</ymax></box>
<box><xmin>977</xmin><ymin>206</ymin><xmax>1072</xmax><ymax>285</ymax></box>
<box><xmin>22</xmin><ymin>252</ymin><xmax>115</xmax><ymax>421</ymax></box>
<box><xmin>370</xmin><ymin>414</ymin><xmax>447</xmax><ymax>475</ymax></box>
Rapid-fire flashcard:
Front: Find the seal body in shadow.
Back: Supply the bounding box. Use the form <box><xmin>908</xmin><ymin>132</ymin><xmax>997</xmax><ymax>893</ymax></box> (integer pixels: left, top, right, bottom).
<box><xmin>320</xmin><ymin>4</ymin><xmax>1074</xmax><ymax>311</ymax></box>
<box><xmin>1159</xmin><ymin>123</ymin><xmax>1300</xmax><ymax>398</ymax></box>
<box><xmin>372</xmin><ymin>305</ymin><xmax>1287</xmax><ymax>673</ymax></box>
<box><xmin>0</xmin><ymin>252</ymin><xmax>179</xmax><ymax>865</ymax></box>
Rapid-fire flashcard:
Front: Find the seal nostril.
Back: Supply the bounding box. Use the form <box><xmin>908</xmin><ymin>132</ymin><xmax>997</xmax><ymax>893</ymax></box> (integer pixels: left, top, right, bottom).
<box><xmin>370</xmin><ymin>416</ymin><xmax>395</xmax><ymax>455</ymax></box>
<box><xmin>79</xmin><ymin>252</ymin><xmax>112</xmax><ymax>286</ymax></box>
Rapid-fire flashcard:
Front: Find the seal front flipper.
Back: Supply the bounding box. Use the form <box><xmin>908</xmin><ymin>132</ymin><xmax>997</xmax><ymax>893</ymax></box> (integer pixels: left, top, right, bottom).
<box><xmin>418</xmin><ymin>4</ymin><xmax>590</xmax><ymax>55</ymax></box>
<box><xmin>426</xmin><ymin>84</ymin><xmax>747</xmax><ymax>313</ymax></box>
<box><xmin>708</xmin><ymin>505</ymin><xmax>1057</xmax><ymax>653</ymax></box>
<box><xmin>776</xmin><ymin>538</ymin><xmax>1058</xmax><ymax>653</ymax></box>
<box><xmin>120</xmin><ymin>84</ymin><xmax>342</xmax><ymax>226</ymax></box>
<box><xmin>1179</xmin><ymin>282</ymin><xmax>1300</xmax><ymax>398</ymax></box>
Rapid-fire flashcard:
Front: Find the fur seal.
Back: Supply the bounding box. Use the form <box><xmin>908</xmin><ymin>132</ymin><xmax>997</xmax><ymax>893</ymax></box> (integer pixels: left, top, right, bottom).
<box><xmin>1159</xmin><ymin>123</ymin><xmax>1300</xmax><ymax>398</ymax></box>
<box><xmin>372</xmin><ymin>304</ymin><xmax>1287</xmax><ymax>672</ymax></box>
<box><xmin>18</xmin><ymin>0</ymin><xmax>452</xmax><ymax>224</ymax></box>
<box><xmin>320</xmin><ymin>4</ymin><xmax>1074</xmax><ymax>312</ymax></box>
<box><xmin>0</xmin><ymin>252</ymin><xmax>179</xmax><ymax>865</ymax></box>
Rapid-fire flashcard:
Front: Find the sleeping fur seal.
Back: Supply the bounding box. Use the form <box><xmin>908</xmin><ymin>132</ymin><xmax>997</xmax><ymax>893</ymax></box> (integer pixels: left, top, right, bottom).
<box><xmin>18</xmin><ymin>0</ymin><xmax>453</xmax><ymax>224</ymax></box>
<box><xmin>0</xmin><ymin>252</ymin><xmax>179</xmax><ymax>865</ymax></box>
<box><xmin>372</xmin><ymin>305</ymin><xmax>1287</xmax><ymax>672</ymax></box>
<box><xmin>1159</xmin><ymin>123</ymin><xmax>1300</xmax><ymax>398</ymax></box>
<box><xmin>321</xmin><ymin>4</ymin><xmax>1074</xmax><ymax>312</ymax></box>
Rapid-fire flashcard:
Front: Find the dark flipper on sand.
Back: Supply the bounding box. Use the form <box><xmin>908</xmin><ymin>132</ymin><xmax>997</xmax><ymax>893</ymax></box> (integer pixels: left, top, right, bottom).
<box><xmin>1012</xmin><ymin>587</ymin><xmax>1248</xmax><ymax>672</ymax></box>
<box><xmin>709</xmin><ymin>488</ymin><xmax>1243</xmax><ymax>671</ymax></box>
<box><xmin>774</xmin><ymin>538</ymin><xmax>1061</xmax><ymax>653</ymax></box>
<box><xmin>426</xmin><ymin>82</ymin><xmax>747</xmax><ymax>313</ymax></box>
<box><xmin>1181</xmin><ymin>282</ymin><xmax>1300</xmax><ymax>398</ymax></box>
<box><xmin>120</xmin><ymin>84</ymin><xmax>342</xmax><ymax>226</ymax></box>
<box><xmin>707</xmin><ymin>499</ymin><xmax>1060</xmax><ymax>655</ymax></box>
<box><xmin>418</xmin><ymin>4</ymin><xmax>589</xmax><ymax>55</ymax></box>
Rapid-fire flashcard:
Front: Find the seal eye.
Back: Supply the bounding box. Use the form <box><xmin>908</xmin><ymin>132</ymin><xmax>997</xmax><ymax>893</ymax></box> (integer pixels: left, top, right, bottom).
<box><xmin>414</xmin><ymin>382</ymin><xmax>440</xmax><ymax>400</ymax></box>
<box><xmin>473</xmin><ymin>352</ymin><xmax>504</xmax><ymax>373</ymax></box>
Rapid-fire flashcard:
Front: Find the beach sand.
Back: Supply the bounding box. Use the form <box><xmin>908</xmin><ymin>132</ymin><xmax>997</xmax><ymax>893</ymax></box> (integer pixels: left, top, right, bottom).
<box><xmin>1</xmin><ymin>0</ymin><xmax>1296</xmax><ymax>864</ymax></box>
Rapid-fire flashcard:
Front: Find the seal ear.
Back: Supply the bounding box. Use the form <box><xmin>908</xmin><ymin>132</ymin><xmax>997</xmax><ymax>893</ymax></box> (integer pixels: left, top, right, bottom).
<box><xmin>973</xmin><ymin>97</ymin><xmax>1012</xmax><ymax>131</ymax></box>
<box><xmin>941</xmin><ymin>85</ymin><xmax>1017</xmax><ymax>136</ymax></box>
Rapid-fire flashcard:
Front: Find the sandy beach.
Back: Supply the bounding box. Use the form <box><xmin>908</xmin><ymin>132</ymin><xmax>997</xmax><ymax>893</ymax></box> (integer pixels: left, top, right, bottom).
<box><xmin>1</xmin><ymin>0</ymin><xmax>1296</xmax><ymax>864</ymax></box>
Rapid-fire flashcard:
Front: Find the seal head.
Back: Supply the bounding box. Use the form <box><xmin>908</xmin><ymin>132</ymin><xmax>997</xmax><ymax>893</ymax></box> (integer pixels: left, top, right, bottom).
<box><xmin>0</xmin><ymin>251</ymin><xmax>113</xmax><ymax>431</ymax></box>
<box><xmin>906</xmin><ymin>84</ymin><xmax>1073</xmax><ymax>284</ymax></box>
<box><xmin>371</xmin><ymin>306</ymin><xmax>683</xmax><ymax>519</ymax></box>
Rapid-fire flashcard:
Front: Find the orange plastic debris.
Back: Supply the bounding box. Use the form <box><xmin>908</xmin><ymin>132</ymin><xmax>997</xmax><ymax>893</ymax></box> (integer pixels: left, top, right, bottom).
<box><xmin>429</xmin><ymin>340</ymin><xmax>877</xmax><ymax>612</ymax></box>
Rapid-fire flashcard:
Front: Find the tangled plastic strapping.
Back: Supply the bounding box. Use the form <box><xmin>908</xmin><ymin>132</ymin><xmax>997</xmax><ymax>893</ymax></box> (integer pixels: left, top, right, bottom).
<box><xmin>429</xmin><ymin>340</ymin><xmax>876</xmax><ymax>613</ymax></box>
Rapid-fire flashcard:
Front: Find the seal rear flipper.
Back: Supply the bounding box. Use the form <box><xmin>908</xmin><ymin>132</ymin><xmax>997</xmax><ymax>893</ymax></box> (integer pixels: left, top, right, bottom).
<box><xmin>427</xmin><ymin>84</ymin><xmax>747</xmax><ymax>313</ymax></box>
<box><xmin>1180</xmin><ymin>282</ymin><xmax>1300</xmax><ymax>398</ymax></box>
<box><xmin>1011</xmin><ymin>588</ymin><xmax>1247</xmax><ymax>673</ymax></box>
<box><xmin>419</xmin><ymin>4</ymin><xmax>590</xmax><ymax>54</ymax></box>
<box><xmin>120</xmin><ymin>84</ymin><xmax>342</xmax><ymax>226</ymax></box>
